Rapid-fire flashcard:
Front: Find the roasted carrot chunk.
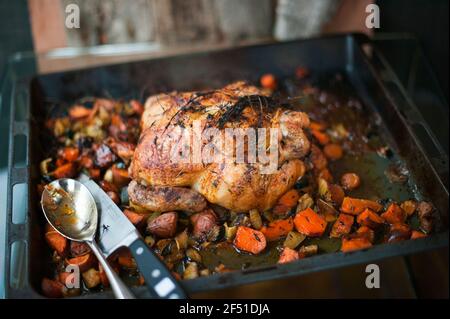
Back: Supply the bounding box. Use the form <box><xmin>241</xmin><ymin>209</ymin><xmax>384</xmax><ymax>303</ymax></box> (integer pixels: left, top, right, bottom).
<box><xmin>65</xmin><ymin>253</ymin><xmax>96</xmax><ymax>272</ymax></box>
<box><xmin>234</xmin><ymin>226</ymin><xmax>267</xmax><ymax>254</ymax></box>
<box><xmin>278</xmin><ymin>247</ymin><xmax>299</xmax><ymax>264</ymax></box>
<box><xmin>357</xmin><ymin>208</ymin><xmax>385</xmax><ymax>229</ymax></box>
<box><xmin>311</xmin><ymin>129</ymin><xmax>330</xmax><ymax>145</ymax></box>
<box><xmin>310</xmin><ymin>121</ymin><xmax>327</xmax><ymax>131</ymax></box>
<box><xmin>51</xmin><ymin>162</ymin><xmax>77</xmax><ymax>179</ymax></box>
<box><xmin>340</xmin><ymin>197</ymin><xmax>382</xmax><ymax>215</ymax></box>
<box><xmin>381</xmin><ymin>203</ymin><xmax>406</xmax><ymax>224</ymax></box>
<box><xmin>59</xmin><ymin>147</ymin><xmax>79</xmax><ymax>162</ymax></box>
<box><xmin>260</xmin><ymin>74</ymin><xmax>277</xmax><ymax>90</ymax></box>
<box><xmin>411</xmin><ymin>230</ymin><xmax>427</xmax><ymax>240</ymax></box>
<box><xmin>323</xmin><ymin>143</ymin><xmax>343</xmax><ymax>161</ymax></box>
<box><xmin>45</xmin><ymin>231</ymin><xmax>68</xmax><ymax>256</ymax></box>
<box><xmin>69</xmin><ymin>105</ymin><xmax>91</xmax><ymax>119</ymax></box>
<box><xmin>294</xmin><ymin>208</ymin><xmax>327</xmax><ymax>237</ymax></box>
<box><xmin>330</xmin><ymin>213</ymin><xmax>354</xmax><ymax>238</ymax></box>
<box><xmin>356</xmin><ymin>226</ymin><xmax>375</xmax><ymax>243</ymax></box>
<box><xmin>260</xmin><ymin>218</ymin><xmax>294</xmax><ymax>241</ymax></box>
<box><xmin>273</xmin><ymin>189</ymin><xmax>299</xmax><ymax>216</ymax></box>
<box><xmin>341</xmin><ymin>236</ymin><xmax>372</xmax><ymax>252</ymax></box>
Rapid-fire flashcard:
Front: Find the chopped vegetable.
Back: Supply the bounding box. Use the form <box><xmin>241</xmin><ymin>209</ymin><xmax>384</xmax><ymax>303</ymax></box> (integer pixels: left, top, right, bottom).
<box><xmin>318</xmin><ymin>179</ymin><xmax>344</xmax><ymax>206</ymax></box>
<box><xmin>310</xmin><ymin>144</ymin><xmax>328</xmax><ymax>171</ymax></box>
<box><xmin>186</xmin><ymin>248</ymin><xmax>202</xmax><ymax>263</ymax></box>
<box><xmin>147</xmin><ymin>212</ymin><xmax>178</xmax><ymax>238</ymax></box>
<box><xmin>40</xmin><ymin>158</ymin><xmax>53</xmax><ymax>175</ymax></box>
<box><xmin>249</xmin><ymin>209</ymin><xmax>263</xmax><ymax>230</ymax></box>
<box><xmin>65</xmin><ymin>253</ymin><xmax>96</xmax><ymax>272</ymax></box>
<box><xmin>51</xmin><ymin>162</ymin><xmax>77</xmax><ymax>179</ymax></box>
<box><xmin>400</xmin><ymin>200</ymin><xmax>417</xmax><ymax>216</ymax></box>
<box><xmin>323</xmin><ymin>143</ymin><xmax>343</xmax><ymax>160</ymax></box>
<box><xmin>386</xmin><ymin>223</ymin><xmax>411</xmax><ymax>243</ymax></box>
<box><xmin>144</xmin><ymin>235</ymin><xmax>156</xmax><ymax>247</ymax></box>
<box><xmin>356</xmin><ymin>226</ymin><xmax>375</xmax><ymax>243</ymax></box>
<box><xmin>260</xmin><ymin>218</ymin><xmax>294</xmax><ymax>241</ymax></box>
<box><xmin>341</xmin><ymin>236</ymin><xmax>372</xmax><ymax>252</ymax></box>
<box><xmin>311</xmin><ymin>129</ymin><xmax>330</xmax><ymax>145</ymax></box>
<box><xmin>318</xmin><ymin>168</ymin><xmax>334</xmax><ymax>183</ymax></box>
<box><xmin>183</xmin><ymin>262</ymin><xmax>199</xmax><ymax>279</ymax></box>
<box><xmin>296</xmin><ymin>193</ymin><xmax>314</xmax><ymax>212</ymax></box>
<box><xmin>340</xmin><ymin>173</ymin><xmax>361</xmax><ymax>191</ymax></box>
<box><xmin>340</xmin><ymin>197</ymin><xmax>382</xmax><ymax>215</ymax></box>
<box><xmin>298</xmin><ymin>244</ymin><xmax>318</xmax><ymax>258</ymax></box>
<box><xmin>82</xmin><ymin>268</ymin><xmax>101</xmax><ymax>289</ymax></box>
<box><xmin>224</xmin><ymin>223</ymin><xmax>237</xmax><ymax>241</ymax></box>
<box><xmin>381</xmin><ymin>203</ymin><xmax>406</xmax><ymax>224</ymax></box>
<box><xmin>123</xmin><ymin>209</ymin><xmax>146</xmax><ymax>229</ymax></box>
<box><xmin>234</xmin><ymin>226</ymin><xmax>267</xmax><ymax>254</ymax></box>
<box><xmin>260</xmin><ymin>74</ymin><xmax>277</xmax><ymax>90</ymax></box>
<box><xmin>59</xmin><ymin>147</ymin><xmax>79</xmax><ymax>162</ymax></box>
<box><xmin>411</xmin><ymin>230</ymin><xmax>427</xmax><ymax>240</ymax></box>
<box><xmin>70</xmin><ymin>241</ymin><xmax>90</xmax><ymax>257</ymax></box>
<box><xmin>283</xmin><ymin>231</ymin><xmax>306</xmax><ymax>249</ymax></box>
<box><xmin>190</xmin><ymin>209</ymin><xmax>217</xmax><ymax>240</ymax></box>
<box><xmin>45</xmin><ymin>231</ymin><xmax>68</xmax><ymax>256</ymax></box>
<box><xmin>330</xmin><ymin>213</ymin><xmax>354</xmax><ymax>238</ymax></box>
<box><xmin>273</xmin><ymin>189</ymin><xmax>300</xmax><ymax>216</ymax></box>
<box><xmin>175</xmin><ymin>229</ymin><xmax>189</xmax><ymax>250</ymax></box>
<box><xmin>417</xmin><ymin>201</ymin><xmax>434</xmax><ymax>233</ymax></box>
<box><xmin>69</xmin><ymin>105</ymin><xmax>91</xmax><ymax>119</ymax></box>
<box><xmin>294</xmin><ymin>208</ymin><xmax>327</xmax><ymax>237</ymax></box>
<box><xmin>357</xmin><ymin>208</ymin><xmax>385</xmax><ymax>229</ymax></box>
<box><xmin>309</xmin><ymin>121</ymin><xmax>326</xmax><ymax>131</ymax></box>
<box><xmin>117</xmin><ymin>249</ymin><xmax>136</xmax><ymax>269</ymax></box>
<box><xmin>278</xmin><ymin>247</ymin><xmax>299</xmax><ymax>264</ymax></box>
<box><xmin>112</xmin><ymin>164</ymin><xmax>131</xmax><ymax>188</ymax></box>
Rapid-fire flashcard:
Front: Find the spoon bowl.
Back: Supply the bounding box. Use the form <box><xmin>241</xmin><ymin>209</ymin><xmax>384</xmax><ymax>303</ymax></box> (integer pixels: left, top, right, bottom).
<box><xmin>41</xmin><ymin>178</ymin><xmax>97</xmax><ymax>242</ymax></box>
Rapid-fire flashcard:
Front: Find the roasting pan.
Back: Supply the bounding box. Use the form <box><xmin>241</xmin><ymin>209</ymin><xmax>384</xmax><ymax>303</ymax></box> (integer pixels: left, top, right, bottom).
<box><xmin>3</xmin><ymin>34</ymin><xmax>448</xmax><ymax>298</ymax></box>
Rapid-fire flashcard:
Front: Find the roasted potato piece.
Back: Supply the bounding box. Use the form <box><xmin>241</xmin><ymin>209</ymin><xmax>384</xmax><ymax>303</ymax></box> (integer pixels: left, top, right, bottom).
<box><xmin>147</xmin><ymin>212</ymin><xmax>178</xmax><ymax>238</ymax></box>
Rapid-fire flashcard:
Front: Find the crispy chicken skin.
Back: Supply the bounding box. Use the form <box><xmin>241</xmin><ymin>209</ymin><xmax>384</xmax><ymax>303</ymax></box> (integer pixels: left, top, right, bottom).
<box><xmin>129</xmin><ymin>82</ymin><xmax>310</xmax><ymax>212</ymax></box>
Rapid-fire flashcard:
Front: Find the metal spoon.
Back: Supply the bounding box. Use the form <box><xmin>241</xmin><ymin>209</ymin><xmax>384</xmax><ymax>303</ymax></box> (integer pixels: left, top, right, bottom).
<box><xmin>41</xmin><ymin>178</ymin><xmax>135</xmax><ymax>299</ymax></box>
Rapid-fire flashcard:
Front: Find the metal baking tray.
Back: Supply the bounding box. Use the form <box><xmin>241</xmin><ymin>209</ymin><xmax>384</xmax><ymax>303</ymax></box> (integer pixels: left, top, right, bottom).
<box><xmin>3</xmin><ymin>34</ymin><xmax>448</xmax><ymax>298</ymax></box>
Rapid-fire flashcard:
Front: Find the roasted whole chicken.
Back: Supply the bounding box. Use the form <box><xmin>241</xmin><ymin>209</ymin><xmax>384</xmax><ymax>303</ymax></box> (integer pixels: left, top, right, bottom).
<box><xmin>128</xmin><ymin>82</ymin><xmax>311</xmax><ymax>212</ymax></box>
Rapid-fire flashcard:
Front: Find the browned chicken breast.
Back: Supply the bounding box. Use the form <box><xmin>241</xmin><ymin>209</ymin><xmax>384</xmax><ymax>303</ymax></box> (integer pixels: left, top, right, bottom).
<box><xmin>129</xmin><ymin>82</ymin><xmax>310</xmax><ymax>212</ymax></box>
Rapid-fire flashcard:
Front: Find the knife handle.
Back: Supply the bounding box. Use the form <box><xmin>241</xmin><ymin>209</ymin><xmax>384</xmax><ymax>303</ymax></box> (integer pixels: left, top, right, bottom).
<box><xmin>129</xmin><ymin>239</ymin><xmax>187</xmax><ymax>299</ymax></box>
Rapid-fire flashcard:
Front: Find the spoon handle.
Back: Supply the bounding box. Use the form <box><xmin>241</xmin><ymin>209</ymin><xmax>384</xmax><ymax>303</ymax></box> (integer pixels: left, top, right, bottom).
<box><xmin>87</xmin><ymin>241</ymin><xmax>135</xmax><ymax>299</ymax></box>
